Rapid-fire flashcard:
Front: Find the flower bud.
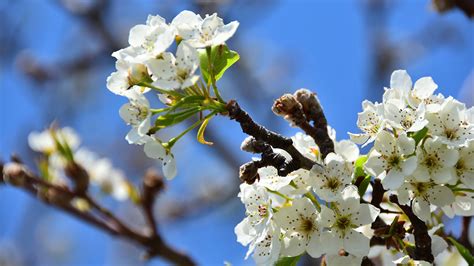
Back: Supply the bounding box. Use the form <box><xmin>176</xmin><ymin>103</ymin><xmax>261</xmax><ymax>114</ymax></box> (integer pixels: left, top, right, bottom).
<box><xmin>272</xmin><ymin>94</ymin><xmax>301</xmax><ymax>116</ymax></box>
<box><xmin>127</xmin><ymin>64</ymin><xmax>151</xmax><ymax>86</ymax></box>
<box><xmin>239</xmin><ymin>162</ymin><xmax>259</xmax><ymax>184</ymax></box>
<box><xmin>65</xmin><ymin>162</ymin><xmax>89</xmax><ymax>195</ymax></box>
<box><xmin>3</xmin><ymin>162</ymin><xmax>27</xmax><ymax>187</ymax></box>
<box><xmin>240</xmin><ymin>136</ymin><xmax>270</xmax><ymax>154</ymax></box>
<box><xmin>294</xmin><ymin>88</ymin><xmax>322</xmax><ymax>119</ymax></box>
<box><xmin>40</xmin><ymin>185</ymin><xmax>73</xmax><ymax>206</ymax></box>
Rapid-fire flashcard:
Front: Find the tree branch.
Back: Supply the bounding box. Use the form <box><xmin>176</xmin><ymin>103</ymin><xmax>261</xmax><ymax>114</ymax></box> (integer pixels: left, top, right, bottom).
<box><xmin>389</xmin><ymin>195</ymin><xmax>434</xmax><ymax>263</ymax></box>
<box><xmin>2</xmin><ymin>160</ymin><xmax>195</xmax><ymax>265</ymax></box>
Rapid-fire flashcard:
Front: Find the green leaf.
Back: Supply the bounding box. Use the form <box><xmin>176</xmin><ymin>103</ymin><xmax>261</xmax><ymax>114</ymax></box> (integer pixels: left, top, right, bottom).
<box><xmin>448</xmin><ymin>237</ymin><xmax>474</xmax><ymax>265</ymax></box>
<box><xmin>165</xmin><ymin>95</ymin><xmax>205</xmax><ymax>113</ymax></box>
<box><xmin>354</xmin><ymin>155</ymin><xmax>368</xmax><ymax>178</ymax></box>
<box><xmin>411</xmin><ymin>127</ymin><xmax>428</xmax><ymax>146</ymax></box>
<box><xmin>358</xmin><ymin>175</ymin><xmax>372</xmax><ymax>197</ymax></box>
<box><xmin>275</xmin><ymin>255</ymin><xmax>301</xmax><ymax>266</ymax></box>
<box><xmin>154</xmin><ymin>107</ymin><xmax>200</xmax><ymax>129</ymax></box>
<box><xmin>197</xmin><ymin>115</ymin><xmax>213</xmax><ymax>145</ymax></box>
<box><xmin>199</xmin><ymin>44</ymin><xmax>240</xmax><ymax>84</ymax></box>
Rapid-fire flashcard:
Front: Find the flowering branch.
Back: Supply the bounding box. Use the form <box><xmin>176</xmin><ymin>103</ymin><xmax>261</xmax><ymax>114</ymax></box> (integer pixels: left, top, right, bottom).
<box><xmin>1</xmin><ymin>159</ymin><xmax>195</xmax><ymax>265</ymax></box>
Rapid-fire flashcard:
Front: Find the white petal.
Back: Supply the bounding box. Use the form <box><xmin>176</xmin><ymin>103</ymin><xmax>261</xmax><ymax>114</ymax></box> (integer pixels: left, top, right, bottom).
<box><xmin>320</xmin><ymin>205</ymin><xmax>336</xmax><ymax>227</ymax></box>
<box><xmin>212</xmin><ymin>21</ymin><xmax>239</xmax><ymax>46</ymax></box>
<box><xmin>306</xmin><ymin>232</ymin><xmax>324</xmax><ymax>258</ymax></box>
<box><xmin>343</xmin><ymin>229</ymin><xmax>370</xmax><ymax>257</ymax></box>
<box><xmin>413</xmin><ymin>77</ymin><xmax>438</xmax><ymax>99</ymax></box>
<box><xmin>352</xmin><ymin>204</ymin><xmax>380</xmax><ymax>227</ymax></box>
<box><xmin>162</xmin><ymin>155</ymin><xmax>177</xmax><ymax>179</ymax></box>
<box><xmin>336</xmin><ymin>140</ymin><xmax>359</xmax><ymax>162</ymax></box>
<box><xmin>398</xmin><ymin>133</ymin><xmax>416</xmax><ymax>155</ymax></box>
<box><xmin>128</xmin><ymin>24</ymin><xmax>148</xmax><ymax>46</ymax></box>
<box><xmin>412</xmin><ymin>197</ymin><xmax>431</xmax><ymax>222</ymax></box>
<box><xmin>143</xmin><ymin>140</ymin><xmax>166</xmax><ymax>159</ymax></box>
<box><xmin>431</xmin><ymin>235</ymin><xmax>448</xmax><ymax>257</ymax></box>
<box><xmin>390</xmin><ymin>70</ymin><xmax>412</xmax><ymax>93</ymax></box>
<box><xmin>320</xmin><ymin>231</ymin><xmax>343</xmax><ymax>255</ymax></box>
<box><xmin>427</xmin><ymin>185</ymin><xmax>455</xmax><ymax>207</ymax></box>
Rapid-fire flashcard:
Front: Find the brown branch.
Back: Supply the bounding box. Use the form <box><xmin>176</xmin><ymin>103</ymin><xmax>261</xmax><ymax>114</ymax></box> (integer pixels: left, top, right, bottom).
<box><xmin>2</xmin><ymin>160</ymin><xmax>195</xmax><ymax>265</ymax></box>
<box><xmin>389</xmin><ymin>195</ymin><xmax>434</xmax><ymax>263</ymax></box>
<box><xmin>432</xmin><ymin>0</ymin><xmax>474</xmax><ymax>18</ymax></box>
<box><xmin>226</xmin><ymin>100</ymin><xmax>316</xmax><ymax>176</ymax></box>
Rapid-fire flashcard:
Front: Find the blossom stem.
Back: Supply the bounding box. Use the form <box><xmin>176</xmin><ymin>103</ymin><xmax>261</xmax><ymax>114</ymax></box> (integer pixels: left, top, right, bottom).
<box><xmin>304</xmin><ymin>192</ymin><xmax>321</xmax><ymax>212</ymax></box>
<box><xmin>267</xmin><ymin>188</ymin><xmax>293</xmax><ymax>201</ymax></box>
<box><xmin>138</xmin><ymin>82</ymin><xmax>183</xmax><ymax>98</ymax></box>
<box><xmin>167</xmin><ymin>111</ymin><xmax>218</xmax><ymax>147</ymax></box>
<box><xmin>206</xmin><ymin>47</ymin><xmax>225</xmax><ymax>103</ymax></box>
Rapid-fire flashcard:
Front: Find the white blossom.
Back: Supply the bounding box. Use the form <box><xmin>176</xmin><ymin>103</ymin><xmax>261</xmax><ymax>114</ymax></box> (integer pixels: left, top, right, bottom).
<box><xmin>397</xmin><ymin>179</ymin><xmax>455</xmax><ymax>222</ymax></box>
<box><xmin>412</xmin><ymin>138</ymin><xmax>459</xmax><ymax>184</ymax></box>
<box><xmin>119</xmin><ymin>14</ymin><xmax>176</xmax><ymax>63</ymax></box>
<box><xmin>364</xmin><ymin>131</ymin><xmax>417</xmax><ymax>190</ymax></box>
<box><xmin>454</xmin><ymin>140</ymin><xmax>474</xmax><ymax>189</ymax></box>
<box><xmin>384</xmin><ymin>99</ymin><xmax>428</xmax><ymax>133</ymax></box>
<box><xmin>349</xmin><ymin>100</ymin><xmax>386</xmax><ymax>146</ymax></box>
<box><xmin>310</xmin><ymin>153</ymin><xmax>352</xmax><ymax>202</ymax></box>
<box><xmin>274</xmin><ymin>198</ymin><xmax>324</xmax><ymax>258</ymax></box>
<box><xmin>28</xmin><ymin>127</ymin><xmax>80</xmax><ymax>154</ymax></box>
<box><xmin>442</xmin><ymin>192</ymin><xmax>474</xmax><ymax>218</ymax></box>
<box><xmin>426</xmin><ymin>97</ymin><xmax>474</xmax><ymax>147</ymax></box>
<box><xmin>143</xmin><ymin>138</ymin><xmax>177</xmax><ymax>179</ymax></box>
<box><xmin>119</xmin><ymin>90</ymin><xmax>152</xmax><ymax>144</ymax></box>
<box><xmin>320</xmin><ymin>186</ymin><xmax>380</xmax><ymax>257</ymax></box>
<box><xmin>147</xmin><ymin>42</ymin><xmax>199</xmax><ymax>90</ymax></box>
<box><xmin>292</xmin><ymin>132</ymin><xmax>321</xmax><ymax>162</ymax></box>
<box><xmin>106</xmin><ymin>60</ymin><xmax>150</xmax><ymax>96</ymax></box>
<box><xmin>75</xmin><ymin>148</ymin><xmax>130</xmax><ymax>201</ymax></box>
<box><xmin>171</xmin><ymin>10</ymin><xmax>239</xmax><ymax>48</ymax></box>
<box><xmin>256</xmin><ymin>166</ymin><xmax>296</xmax><ymax>191</ymax></box>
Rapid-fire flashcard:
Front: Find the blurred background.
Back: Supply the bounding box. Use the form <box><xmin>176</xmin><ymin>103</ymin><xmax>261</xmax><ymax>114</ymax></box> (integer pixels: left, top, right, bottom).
<box><xmin>0</xmin><ymin>0</ymin><xmax>472</xmax><ymax>265</ymax></box>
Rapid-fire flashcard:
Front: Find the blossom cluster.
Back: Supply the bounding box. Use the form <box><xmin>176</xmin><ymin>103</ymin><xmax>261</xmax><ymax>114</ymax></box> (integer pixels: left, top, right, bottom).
<box><xmin>106</xmin><ymin>11</ymin><xmax>239</xmax><ymax>179</ymax></box>
<box><xmin>352</xmin><ymin>70</ymin><xmax>474</xmax><ymax>222</ymax></box>
<box><xmin>235</xmin><ymin>70</ymin><xmax>474</xmax><ymax>265</ymax></box>
<box><xmin>28</xmin><ymin>127</ymin><xmax>133</xmax><ymax>201</ymax></box>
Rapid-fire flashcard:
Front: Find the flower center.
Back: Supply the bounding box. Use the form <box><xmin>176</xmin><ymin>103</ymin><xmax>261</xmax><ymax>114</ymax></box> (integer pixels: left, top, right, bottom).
<box><xmin>335</xmin><ymin>216</ymin><xmax>351</xmax><ymax>231</ymax></box>
<box><xmin>299</xmin><ymin>217</ymin><xmax>315</xmax><ymax>234</ymax></box>
<box><xmin>456</xmin><ymin>159</ymin><xmax>465</xmax><ymax>176</ymax></box>
<box><xmin>444</xmin><ymin>128</ymin><xmax>458</xmax><ymax>140</ymax></box>
<box><xmin>422</xmin><ymin>155</ymin><xmax>439</xmax><ymax>169</ymax></box>
<box><xmin>325</xmin><ymin>177</ymin><xmax>342</xmax><ymax>191</ymax></box>
<box><xmin>387</xmin><ymin>155</ymin><xmax>401</xmax><ymax>168</ymax></box>
<box><xmin>413</xmin><ymin>182</ymin><xmax>431</xmax><ymax>196</ymax></box>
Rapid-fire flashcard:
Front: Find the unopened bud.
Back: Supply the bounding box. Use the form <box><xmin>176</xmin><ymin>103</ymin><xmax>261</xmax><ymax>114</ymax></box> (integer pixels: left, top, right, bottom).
<box><xmin>128</xmin><ymin>64</ymin><xmax>151</xmax><ymax>86</ymax></box>
<box><xmin>3</xmin><ymin>162</ymin><xmax>27</xmax><ymax>187</ymax></box>
<box><xmin>240</xmin><ymin>137</ymin><xmax>270</xmax><ymax>154</ymax></box>
<box><xmin>65</xmin><ymin>162</ymin><xmax>89</xmax><ymax>195</ymax></box>
<box><xmin>272</xmin><ymin>94</ymin><xmax>302</xmax><ymax>116</ymax></box>
<box><xmin>239</xmin><ymin>162</ymin><xmax>259</xmax><ymax>184</ymax></box>
<box><xmin>294</xmin><ymin>88</ymin><xmax>322</xmax><ymax>119</ymax></box>
<box><xmin>40</xmin><ymin>185</ymin><xmax>73</xmax><ymax>206</ymax></box>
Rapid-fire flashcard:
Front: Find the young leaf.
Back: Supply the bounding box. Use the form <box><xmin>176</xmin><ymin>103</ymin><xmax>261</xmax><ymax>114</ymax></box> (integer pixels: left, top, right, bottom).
<box><xmin>199</xmin><ymin>44</ymin><xmax>240</xmax><ymax>84</ymax></box>
<box><xmin>448</xmin><ymin>237</ymin><xmax>474</xmax><ymax>265</ymax></box>
<box><xmin>275</xmin><ymin>256</ymin><xmax>301</xmax><ymax>266</ymax></box>
<box><xmin>197</xmin><ymin>115</ymin><xmax>214</xmax><ymax>145</ymax></box>
<box><xmin>411</xmin><ymin>127</ymin><xmax>428</xmax><ymax>146</ymax></box>
<box><xmin>358</xmin><ymin>175</ymin><xmax>372</xmax><ymax>197</ymax></box>
<box><xmin>354</xmin><ymin>155</ymin><xmax>368</xmax><ymax>178</ymax></box>
<box><xmin>154</xmin><ymin>108</ymin><xmax>200</xmax><ymax>129</ymax></box>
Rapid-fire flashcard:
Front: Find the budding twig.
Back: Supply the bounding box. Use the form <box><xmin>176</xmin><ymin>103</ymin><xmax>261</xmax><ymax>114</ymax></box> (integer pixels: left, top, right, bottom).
<box><xmin>226</xmin><ymin>100</ymin><xmax>316</xmax><ymax>176</ymax></box>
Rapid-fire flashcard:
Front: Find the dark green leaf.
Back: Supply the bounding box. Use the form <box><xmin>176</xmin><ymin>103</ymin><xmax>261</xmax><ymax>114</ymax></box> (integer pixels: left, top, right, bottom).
<box><xmin>199</xmin><ymin>44</ymin><xmax>240</xmax><ymax>84</ymax></box>
<box><xmin>448</xmin><ymin>237</ymin><xmax>474</xmax><ymax>265</ymax></box>
<box><xmin>275</xmin><ymin>255</ymin><xmax>301</xmax><ymax>266</ymax></box>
